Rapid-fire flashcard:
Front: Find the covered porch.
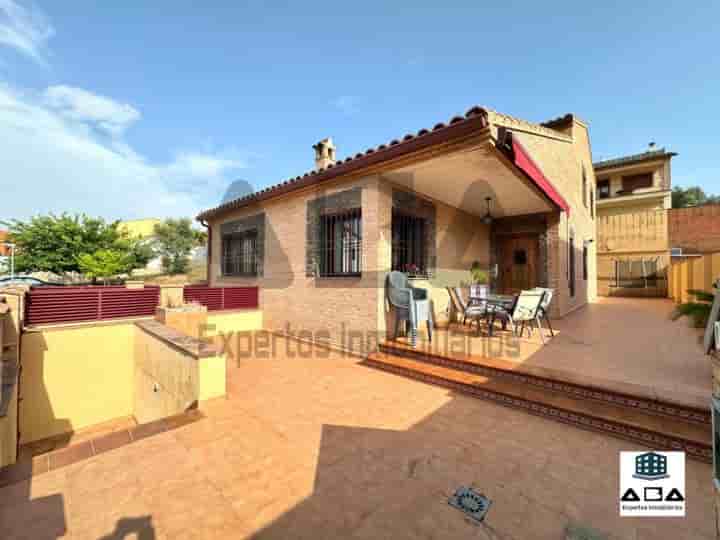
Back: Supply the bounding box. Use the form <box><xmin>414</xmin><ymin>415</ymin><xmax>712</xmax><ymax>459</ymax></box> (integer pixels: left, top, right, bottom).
<box><xmin>380</xmin><ymin>128</ymin><xmax>572</xmax><ymax>325</ymax></box>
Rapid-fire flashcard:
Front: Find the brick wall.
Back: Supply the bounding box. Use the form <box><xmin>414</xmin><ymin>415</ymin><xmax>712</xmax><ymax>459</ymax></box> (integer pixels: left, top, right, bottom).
<box><xmin>510</xmin><ymin>117</ymin><xmax>597</xmax><ymax>317</ymax></box>
<box><xmin>210</xmin><ymin>176</ymin><xmax>383</xmax><ymax>355</ymax></box>
<box><xmin>670</xmin><ymin>205</ymin><xmax>720</xmax><ymax>253</ymax></box>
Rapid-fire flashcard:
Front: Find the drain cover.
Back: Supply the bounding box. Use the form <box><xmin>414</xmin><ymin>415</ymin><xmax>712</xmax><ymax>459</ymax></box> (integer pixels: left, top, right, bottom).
<box><xmin>448</xmin><ymin>486</ymin><xmax>491</xmax><ymax>524</ymax></box>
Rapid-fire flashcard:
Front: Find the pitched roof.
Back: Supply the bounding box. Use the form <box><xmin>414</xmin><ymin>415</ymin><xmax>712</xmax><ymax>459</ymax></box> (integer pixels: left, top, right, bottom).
<box><xmin>593</xmin><ymin>148</ymin><xmax>677</xmax><ymax>171</ymax></box>
<box><xmin>197</xmin><ymin>106</ymin><xmax>574</xmax><ymax>221</ymax></box>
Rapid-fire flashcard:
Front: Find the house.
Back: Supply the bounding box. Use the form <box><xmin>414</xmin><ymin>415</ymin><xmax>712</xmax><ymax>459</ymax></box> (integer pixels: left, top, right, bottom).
<box><xmin>197</xmin><ymin>106</ymin><xmax>597</xmax><ymax>353</ymax></box>
<box><xmin>117</xmin><ymin>218</ymin><xmax>161</xmax><ymax>239</ymax></box>
<box><xmin>0</xmin><ymin>230</ymin><xmax>10</xmax><ymax>257</ymax></box>
<box><xmin>592</xmin><ymin>146</ymin><xmax>676</xmax><ymax>296</ymax></box>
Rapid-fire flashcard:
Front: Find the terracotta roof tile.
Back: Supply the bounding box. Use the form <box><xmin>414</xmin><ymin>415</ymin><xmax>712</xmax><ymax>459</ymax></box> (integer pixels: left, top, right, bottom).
<box><xmin>196</xmin><ymin>104</ymin><xmax>573</xmax><ymax>221</ymax></box>
<box><xmin>593</xmin><ymin>148</ymin><xmax>677</xmax><ymax>170</ymax></box>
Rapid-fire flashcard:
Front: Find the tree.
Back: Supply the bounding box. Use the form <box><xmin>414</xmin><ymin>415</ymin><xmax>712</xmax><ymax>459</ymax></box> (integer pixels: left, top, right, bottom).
<box><xmin>0</xmin><ymin>213</ymin><xmax>152</xmax><ymax>276</ymax></box>
<box><xmin>672</xmin><ymin>186</ymin><xmax>720</xmax><ymax>208</ymax></box>
<box><xmin>153</xmin><ymin>218</ymin><xmax>204</xmax><ymax>274</ymax></box>
<box><xmin>76</xmin><ymin>249</ymin><xmax>129</xmax><ymax>284</ymax></box>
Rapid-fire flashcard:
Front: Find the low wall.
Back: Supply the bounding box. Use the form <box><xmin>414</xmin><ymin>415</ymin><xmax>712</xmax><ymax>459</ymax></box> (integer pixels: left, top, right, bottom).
<box><xmin>0</xmin><ymin>307</ymin><xmax>19</xmax><ymax>468</ymax></box>
<box><xmin>20</xmin><ymin>319</ymin><xmax>139</xmax><ymax>443</ymax></box>
<box><xmin>134</xmin><ymin>320</ymin><xmax>224</xmax><ymax>424</ymax></box>
<box><xmin>668</xmin><ymin>252</ymin><xmax>720</xmax><ymax>303</ymax></box>
<box><xmin>204</xmin><ymin>309</ymin><xmax>263</xmax><ymax>336</ymax></box>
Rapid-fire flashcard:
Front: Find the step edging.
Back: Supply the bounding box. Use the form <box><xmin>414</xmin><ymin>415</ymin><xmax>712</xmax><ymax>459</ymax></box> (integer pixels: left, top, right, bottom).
<box><xmin>364</xmin><ymin>356</ymin><xmax>712</xmax><ymax>464</ymax></box>
<box><xmin>378</xmin><ymin>343</ymin><xmax>710</xmax><ymax>426</ymax></box>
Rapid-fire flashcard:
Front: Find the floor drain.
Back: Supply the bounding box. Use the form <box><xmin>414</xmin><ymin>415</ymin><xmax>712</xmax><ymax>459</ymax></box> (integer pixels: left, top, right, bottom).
<box><xmin>448</xmin><ymin>486</ymin><xmax>491</xmax><ymax>524</ymax></box>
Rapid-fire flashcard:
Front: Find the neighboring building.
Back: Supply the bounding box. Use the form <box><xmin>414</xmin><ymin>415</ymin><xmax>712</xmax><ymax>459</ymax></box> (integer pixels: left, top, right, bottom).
<box><xmin>0</xmin><ymin>230</ymin><xmax>9</xmax><ymax>274</ymax></box>
<box><xmin>198</xmin><ymin>106</ymin><xmax>597</xmax><ymax>354</ymax></box>
<box><xmin>593</xmin><ymin>146</ymin><xmax>676</xmax><ymax>296</ymax></box>
<box><xmin>117</xmin><ymin>218</ymin><xmax>161</xmax><ymax>239</ymax></box>
<box><xmin>0</xmin><ymin>230</ymin><xmax>10</xmax><ymax>256</ymax></box>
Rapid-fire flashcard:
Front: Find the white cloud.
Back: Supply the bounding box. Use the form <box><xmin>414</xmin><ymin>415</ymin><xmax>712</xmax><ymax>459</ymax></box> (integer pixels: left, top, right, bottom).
<box><xmin>43</xmin><ymin>85</ymin><xmax>141</xmax><ymax>137</ymax></box>
<box><xmin>0</xmin><ymin>83</ymin><xmax>246</xmax><ymax>222</ymax></box>
<box><xmin>0</xmin><ymin>0</ymin><xmax>54</xmax><ymax>64</ymax></box>
<box><xmin>330</xmin><ymin>95</ymin><xmax>361</xmax><ymax>116</ymax></box>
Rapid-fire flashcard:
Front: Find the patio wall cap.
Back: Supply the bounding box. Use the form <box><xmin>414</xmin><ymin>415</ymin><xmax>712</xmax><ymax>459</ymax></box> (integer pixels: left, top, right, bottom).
<box><xmin>135</xmin><ymin>319</ymin><xmax>219</xmax><ymax>359</ymax></box>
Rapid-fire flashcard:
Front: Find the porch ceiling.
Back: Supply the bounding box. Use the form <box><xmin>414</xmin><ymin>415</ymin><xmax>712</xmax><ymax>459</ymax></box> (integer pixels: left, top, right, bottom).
<box><xmin>381</xmin><ymin>144</ymin><xmax>554</xmax><ymax>218</ymax></box>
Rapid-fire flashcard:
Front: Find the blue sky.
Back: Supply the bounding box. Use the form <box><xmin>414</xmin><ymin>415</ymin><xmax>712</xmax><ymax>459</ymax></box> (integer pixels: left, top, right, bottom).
<box><xmin>1</xmin><ymin>0</ymin><xmax>718</xmax><ymax>221</ymax></box>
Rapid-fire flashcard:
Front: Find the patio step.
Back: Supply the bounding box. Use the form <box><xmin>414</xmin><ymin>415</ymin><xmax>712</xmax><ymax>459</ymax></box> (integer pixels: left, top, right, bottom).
<box><xmin>365</xmin><ymin>351</ymin><xmax>712</xmax><ymax>463</ymax></box>
<box><xmin>378</xmin><ymin>341</ymin><xmax>711</xmax><ymax>426</ymax></box>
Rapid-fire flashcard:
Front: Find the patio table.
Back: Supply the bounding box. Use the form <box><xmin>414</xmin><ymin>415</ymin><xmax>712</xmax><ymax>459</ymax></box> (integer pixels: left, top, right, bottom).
<box><xmin>467</xmin><ymin>293</ymin><xmax>517</xmax><ymax>336</ymax></box>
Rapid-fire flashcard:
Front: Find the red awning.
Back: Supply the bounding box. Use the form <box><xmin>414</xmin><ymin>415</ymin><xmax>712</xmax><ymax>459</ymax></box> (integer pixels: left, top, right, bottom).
<box><xmin>502</xmin><ymin>133</ymin><xmax>570</xmax><ymax>215</ymax></box>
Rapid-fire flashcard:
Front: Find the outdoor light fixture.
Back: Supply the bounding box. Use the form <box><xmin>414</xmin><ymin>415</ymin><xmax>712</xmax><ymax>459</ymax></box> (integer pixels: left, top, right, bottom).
<box><xmin>481</xmin><ymin>197</ymin><xmax>493</xmax><ymax>225</ymax></box>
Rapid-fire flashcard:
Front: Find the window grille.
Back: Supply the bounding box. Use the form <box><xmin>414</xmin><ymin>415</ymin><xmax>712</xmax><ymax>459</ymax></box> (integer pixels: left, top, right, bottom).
<box><xmin>391</xmin><ymin>211</ymin><xmax>427</xmax><ymax>276</ymax></box>
<box><xmin>318</xmin><ymin>209</ymin><xmax>362</xmax><ymax>276</ymax></box>
<box><xmin>222</xmin><ymin>230</ymin><xmax>258</xmax><ymax>276</ymax></box>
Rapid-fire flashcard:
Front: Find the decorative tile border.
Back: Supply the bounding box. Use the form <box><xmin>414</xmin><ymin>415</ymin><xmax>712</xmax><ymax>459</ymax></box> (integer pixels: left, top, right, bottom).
<box><xmin>379</xmin><ymin>343</ymin><xmax>711</xmax><ymax>426</ymax></box>
<box><xmin>364</xmin><ymin>357</ymin><xmax>712</xmax><ymax>463</ymax></box>
<box><xmin>0</xmin><ymin>410</ymin><xmax>204</xmax><ymax>488</ymax></box>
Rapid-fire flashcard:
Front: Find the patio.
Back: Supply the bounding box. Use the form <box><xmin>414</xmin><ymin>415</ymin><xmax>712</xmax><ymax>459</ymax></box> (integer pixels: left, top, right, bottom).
<box><xmin>0</xmin><ymin>331</ymin><xmax>714</xmax><ymax>539</ymax></box>
<box><xmin>387</xmin><ymin>296</ymin><xmax>711</xmax><ymax>409</ymax></box>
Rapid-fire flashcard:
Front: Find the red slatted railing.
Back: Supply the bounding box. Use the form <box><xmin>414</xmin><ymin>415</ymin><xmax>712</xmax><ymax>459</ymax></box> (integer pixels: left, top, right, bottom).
<box><xmin>25</xmin><ymin>286</ymin><xmax>161</xmax><ymax>325</ymax></box>
<box><xmin>183</xmin><ymin>285</ymin><xmax>259</xmax><ymax>311</ymax></box>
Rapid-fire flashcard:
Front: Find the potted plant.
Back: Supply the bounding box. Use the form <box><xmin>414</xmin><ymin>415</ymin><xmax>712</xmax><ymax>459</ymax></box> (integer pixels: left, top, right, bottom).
<box><xmin>470</xmin><ymin>261</ymin><xmax>489</xmax><ymax>286</ymax></box>
<box><xmin>403</xmin><ymin>263</ymin><xmax>423</xmax><ymax>279</ymax></box>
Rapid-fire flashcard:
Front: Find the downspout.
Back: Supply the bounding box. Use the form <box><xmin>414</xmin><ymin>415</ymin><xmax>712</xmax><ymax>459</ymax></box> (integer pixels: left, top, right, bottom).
<box><xmin>200</xmin><ymin>219</ymin><xmax>211</xmax><ymax>285</ymax></box>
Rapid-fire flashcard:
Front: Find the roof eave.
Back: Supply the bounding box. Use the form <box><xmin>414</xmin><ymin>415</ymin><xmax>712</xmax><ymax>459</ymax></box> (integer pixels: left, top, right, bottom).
<box><xmin>197</xmin><ymin>107</ymin><xmax>490</xmax><ymax>221</ymax></box>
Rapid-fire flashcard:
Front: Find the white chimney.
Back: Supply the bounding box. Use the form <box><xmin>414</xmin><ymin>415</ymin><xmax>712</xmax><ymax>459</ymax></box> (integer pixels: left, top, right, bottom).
<box><xmin>313</xmin><ymin>138</ymin><xmax>336</xmax><ymax>170</ymax></box>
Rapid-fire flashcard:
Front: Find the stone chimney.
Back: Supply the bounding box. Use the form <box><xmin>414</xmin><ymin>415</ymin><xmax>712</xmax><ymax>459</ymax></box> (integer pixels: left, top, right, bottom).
<box><xmin>313</xmin><ymin>138</ymin><xmax>336</xmax><ymax>170</ymax></box>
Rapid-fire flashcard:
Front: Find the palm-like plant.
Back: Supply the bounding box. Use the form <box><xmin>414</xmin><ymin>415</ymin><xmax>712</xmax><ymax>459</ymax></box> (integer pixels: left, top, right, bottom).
<box><xmin>671</xmin><ymin>289</ymin><xmax>714</xmax><ymax>328</ymax></box>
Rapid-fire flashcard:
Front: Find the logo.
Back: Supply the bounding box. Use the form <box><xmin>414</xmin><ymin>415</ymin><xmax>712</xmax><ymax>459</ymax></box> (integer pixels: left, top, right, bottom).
<box><xmin>620</xmin><ymin>451</ymin><xmax>685</xmax><ymax>517</ymax></box>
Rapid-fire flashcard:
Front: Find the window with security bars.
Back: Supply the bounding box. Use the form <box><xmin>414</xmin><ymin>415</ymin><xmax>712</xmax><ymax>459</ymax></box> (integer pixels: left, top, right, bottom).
<box><xmin>222</xmin><ymin>230</ymin><xmax>258</xmax><ymax>276</ymax></box>
<box><xmin>318</xmin><ymin>209</ymin><xmax>362</xmax><ymax>276</ymax></box>
<box><xmin>392</xmin><ymin>211</ymin><xmax>427</xmax><ymax>277</ymax></box>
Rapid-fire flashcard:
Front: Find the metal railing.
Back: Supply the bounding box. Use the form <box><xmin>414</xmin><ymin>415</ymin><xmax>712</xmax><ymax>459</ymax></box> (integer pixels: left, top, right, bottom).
<box><xmin>183</xmin><ymin>285</ymin><xmax>259</xmax><ymax>311</ymax></box>
<box><xmin>25</xmin><ymin>285</ymin><xmax>161</xmax><ymax>325</ymax></box>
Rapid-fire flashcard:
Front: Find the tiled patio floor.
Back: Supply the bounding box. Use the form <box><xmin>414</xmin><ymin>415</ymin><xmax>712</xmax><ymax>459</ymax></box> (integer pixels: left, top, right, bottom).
<box><xmin>0</xmin><ymin>334</ymin><xmax>715</xmax><ymax>539</ymax></box>
<box><xmin>392</xmin><ymin>297</ymin><xmax>711</xmax><ymax>409</ymax></box>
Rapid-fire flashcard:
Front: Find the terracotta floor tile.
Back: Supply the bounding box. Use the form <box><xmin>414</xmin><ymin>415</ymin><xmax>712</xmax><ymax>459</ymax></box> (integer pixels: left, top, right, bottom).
<box><xmin>130</xmin><ymin>417</ymin><xmax>168</xmax><ymax>441</ymax></box>
<box><xmin>91</xmin><ymin>428</ymin><xmax>132</xmax><ymax>455</ymax></box>
<box><xmin>1</xmin><ymin>331</ymin><xmax>715</xmax><ymax>540</ymax></box>
<box><xmin>48</xmin><ymin>441</ymin><xmax>94</xmax><ymax>470</ymax></box>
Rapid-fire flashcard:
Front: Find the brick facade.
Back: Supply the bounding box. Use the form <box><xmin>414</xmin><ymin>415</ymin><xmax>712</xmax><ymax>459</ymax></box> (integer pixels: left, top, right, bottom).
<box><xmin>670</xmin><ymin>205</ymin><xmax>720</xmax><ymax>254</ymax></box>
<box><xmin>206</xmin><ymin>110</ymin><xmax>597</xmax><ymax>353</ymax></box>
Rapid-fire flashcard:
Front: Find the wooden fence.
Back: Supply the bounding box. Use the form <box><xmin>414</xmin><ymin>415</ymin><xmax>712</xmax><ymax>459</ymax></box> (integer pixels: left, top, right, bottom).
<box><xmin>668</xmin><ymin>253</ymin><xmax>720</xmax><ymax>304</ymax></box>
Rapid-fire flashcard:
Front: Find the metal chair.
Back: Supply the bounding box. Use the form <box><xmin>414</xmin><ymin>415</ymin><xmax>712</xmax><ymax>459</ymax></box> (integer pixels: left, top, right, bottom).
<box><xmin>488</xmin><ymin>290</ymin><xmax>545</xmax><ymax>342</ymax></box>
<box><xmin>531</xmin><ymin>287</ymin><xmax>555</xmax><ymax>337</ymax></box>
<box><xmin>386</xmin><ymin>271</ymin><xmax>433</xmax><ymax>346</ymax></box>
<box><xmin>447</xmin><ymin>287</ymin><xmax>488</xmax><ymax>333</ymax></box>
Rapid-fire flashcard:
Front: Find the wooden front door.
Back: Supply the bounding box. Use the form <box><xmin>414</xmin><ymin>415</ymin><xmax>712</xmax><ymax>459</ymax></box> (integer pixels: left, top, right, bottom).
<box><xmin>498</xmin><ymin>234</ymin><xmax>539</xmax><ymax>294</ymax></box>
